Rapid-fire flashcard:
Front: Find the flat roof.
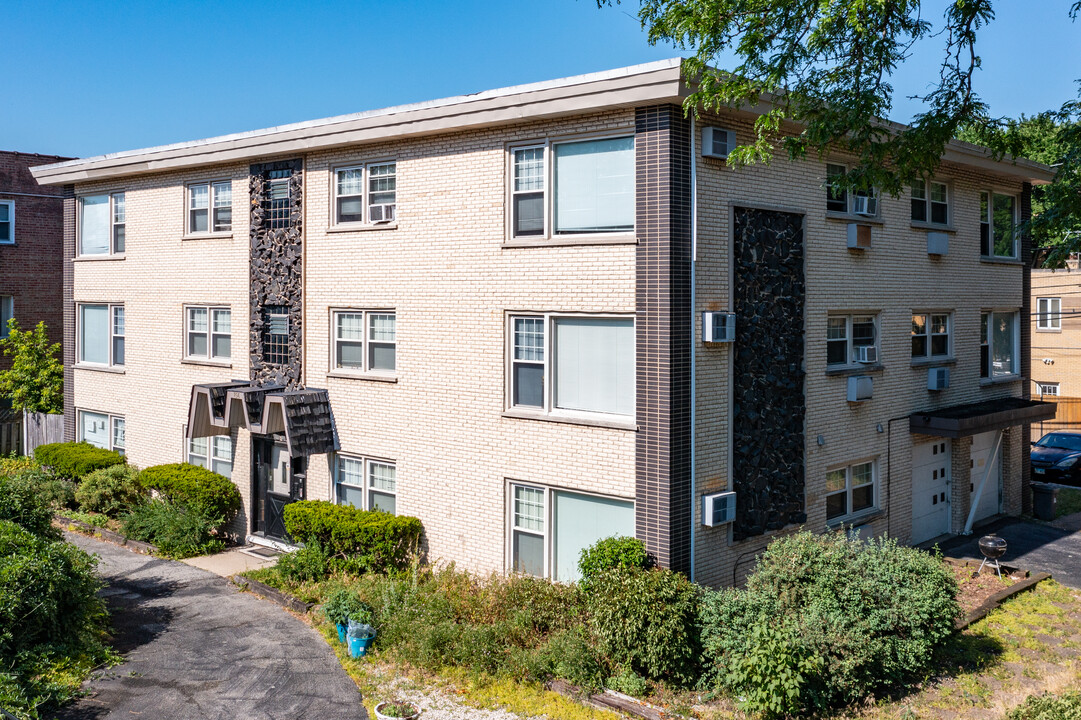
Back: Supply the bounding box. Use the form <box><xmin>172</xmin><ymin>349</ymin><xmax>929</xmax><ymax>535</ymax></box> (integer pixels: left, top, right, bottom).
<box><xmin>31</xmin><ymin>57</ymin><xmax>1053</xmax><ymax>185</ymax></box>
<box><xmin>910</xmin><ymin>398</ymin><xmax>1057</xmax><ymax>438</ymax></box>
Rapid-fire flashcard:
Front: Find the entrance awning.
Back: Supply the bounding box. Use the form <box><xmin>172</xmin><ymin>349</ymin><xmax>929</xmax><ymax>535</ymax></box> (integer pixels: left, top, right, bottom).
<box><xmin>909</xmin><ymin>397</ymin><xmax>1057</xmax><ymax>438</ymax></box>
<box><xmin>187</xmin><ymin>382</ymin><xmax>340</xmax><ymax>458</ymax></box>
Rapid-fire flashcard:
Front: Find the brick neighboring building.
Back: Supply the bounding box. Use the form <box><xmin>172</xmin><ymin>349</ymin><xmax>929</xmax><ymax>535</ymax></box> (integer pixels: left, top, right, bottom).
<box><xmin>1030</xmin><ymin>263</ymin><xmax>1081</xmax><ymax>438</ymax></box>
<box><xmin>32</xmin><ymin>60</ymin><xmax>1056</xmax><ymax>587</ymax></box>
<box><xmin>0</xmin><ymin>152</ymin><xmax>70</xmax><ymax>381</ymax></box>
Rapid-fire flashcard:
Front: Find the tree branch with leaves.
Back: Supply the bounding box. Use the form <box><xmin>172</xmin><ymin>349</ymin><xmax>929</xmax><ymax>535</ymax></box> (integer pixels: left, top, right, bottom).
<box><xmin>0</xmin><ymin>320</ymin><xmax>64</xmax><ymax>415</ymax></box>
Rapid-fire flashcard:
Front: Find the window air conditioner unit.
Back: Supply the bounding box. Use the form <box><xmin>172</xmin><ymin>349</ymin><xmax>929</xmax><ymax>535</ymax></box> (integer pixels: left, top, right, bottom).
<box><xmin>369</xmin><ymin>204</ymin><xmax>395</xmax><ymax>223</ymax></box>
<box><xmin>847</xmin><ymin>375</ymin><xmax>873</xmax><ymax>402</ymax></box>
<box><xmin>854</xmin><ymin>345</ymin><xmax>878</xmax><ymax>364</ymax></box>
<box><xmin>926</xmin><ymin>231</ymin><xmax>949</xmax><ymax>256</ymax></box>
<box><xmin>702</xmin><ymin>312</ymin><xmax>736</xmax><ymax>343</ymax></box>
<box><xmin>702</xmin><ymin>491</ymin><xmax>736</xmax><ymax>527</ymax></box>
<box><xmin>852</xmin><ymin>195</ymin><xmax>878</xmax><ymax>216</ymax></box>
<box><xmin>927</xmin><ymin>366</ymin><xmax>950</xmax><ymax>391</ymax></box>
<box><xmin>702</xmin><ymin>127</ymin><xmax>735</xmax><ymax>160</ymax></box>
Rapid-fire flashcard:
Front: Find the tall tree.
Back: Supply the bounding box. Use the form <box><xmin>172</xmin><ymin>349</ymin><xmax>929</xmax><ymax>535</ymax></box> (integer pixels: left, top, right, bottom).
<box><xmin>600</xmin><ymin>0</ymin><xmax>1081</xmax><ymax>198</ymax></box>
<box><xmin>0</xmin><ymin>321</ymin><xmax>64</xmax><ymax>415</ymax></box>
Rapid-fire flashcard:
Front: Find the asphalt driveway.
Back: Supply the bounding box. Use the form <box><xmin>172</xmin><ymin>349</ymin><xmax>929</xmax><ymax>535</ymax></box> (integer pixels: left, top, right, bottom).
<box><xmin>56</xmin><ymin>533</ymin><xmax>366</xmax><ymax>720</ymax></box>
<box><xmin>937</xmin><ymin>517</ymin><xmax>1081</xmax><ymax>588</ymax></box>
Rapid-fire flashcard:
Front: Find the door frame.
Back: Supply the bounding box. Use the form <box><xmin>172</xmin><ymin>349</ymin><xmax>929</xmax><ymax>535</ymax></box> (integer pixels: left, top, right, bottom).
<box><xmin>250</xmin><ymin>435</ymin><xmax>307</xmax><ymax>540</ymax></box>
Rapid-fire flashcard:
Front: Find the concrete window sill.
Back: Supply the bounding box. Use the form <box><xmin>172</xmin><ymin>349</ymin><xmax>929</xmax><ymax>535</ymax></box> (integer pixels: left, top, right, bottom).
<box><xmin>74</xmin><ymin>254</ymin><xmax>125</xmax><ymax>262</ymax></box>
<box><xmin>74</xmin><ymin>364</ymin><xmax>126</xmax><ymax>374</ymax></box>
<box><xmin>502</xmin><ymin>408</ymin><xmax>637</xmax><ymax>431</ymax></box>
<box><xmin>181</xmin><ymin>358</ymin><xmax>233</xmax><ymax>369</ymax></box>
<box><xmin>182</xmin><ymin>232</ymin><xmax>233</xmax><ymax>241</ymax></box>
<box><xmin>910</xmin><ymin>221</ymin><xmax>956</xmax><ymax>233</ymax></box>
<box><xmin>826</xmin><ymin>508</ymin><xmax>886</xmax><ymax>530</ymax></box>
<box><xmin>502</xmin><ymin>234</ymin><xmax>638</xmax><ymax>249</ymax></box>
<box><xmin>326</xmin><ymin>371</ymin><xmax>398</xmax><ymax>383</ymax></box>
<box><xmin>825</xmin><ymin>363</ymin><xmax>884</xmax><ymax>377</ymax></box>
<box><xmin>825</xmin><ymin>211</ymin><xmax>884</xmax><ymax>226</ymax></box>
<box><xmin>980</xmin><ymin>374</ymin><xmax>1022</xmax><ymax>386</ymax></box>
<box><xmin>326</xmin><ymin>223</ymin><xmax>398</xmax><ymax>234</ymax></box>
<box><xmin>911</xmin><ymin>356</ymin><xmax>957</xmax><ymax>368</ymax></box>
<box><xmin>979</xmin><ymin>256</ymin><xmax>1023</xmax><ymax>266</ymax></box>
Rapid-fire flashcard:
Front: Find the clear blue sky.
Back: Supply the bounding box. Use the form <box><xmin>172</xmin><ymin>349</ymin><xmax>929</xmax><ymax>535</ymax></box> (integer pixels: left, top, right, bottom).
<box><xmin>4</xmin><ymin>0</ymin><xmax>1078</xmax><ymax>158</ymax></box>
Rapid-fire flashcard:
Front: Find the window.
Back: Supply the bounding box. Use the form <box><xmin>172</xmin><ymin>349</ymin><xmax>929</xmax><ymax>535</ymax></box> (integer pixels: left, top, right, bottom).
<box><xmin>508</xmin><ymin>314</ymin><xmax>635</xmax><ymax>418</ymax></box>
<box><xmin>980</xmin><ymin>191</ymin><xmax>1017</xmax><ymax>258</ymax></box>
<box><xmin>262</xmin><ymin>305</ymin><xmax>289</xmax><ymax>365</ymax></box>
<box><xmin>332</xmin><ymin>310</ymin><xmax>396</xmax><ymax>373</ymax></box>
<box><xmin>0</xmin><ymin>296</ymin><xmax>13</xmax><ymax>339</ymax></box>
<box><xmin>826</xmin><ymin>163</ymin><xmax>877</xmax><ymax>216</ymax></box>
<box><xmin>188</xmin><ymin>180</ymin><xmax>232</xmax><ymax>234</ymax></box>
<box><xmin>78</xmin><ymin>303</ymin><xmax>124</xmax><ymax>367</ymax></box>
<box><xmin>911</xmin><ymin>180</ymin><xmax>948</xmax><ymax>225</ymax></box>
<box><xmin>1037</xmin><ymin>297</ymin><xmax>1062</xmax><ymax>331</ymax></box>
<box><xmin>509</xmin><ymin>136</ymin><xmax>634</xmax><ymax>239</ymax></box>
<box><xmin>78</xmin><ymin>193</ymin><xmax>125</xmax><ymax>255</ymax></box>
<box><xmin>334</xmin><ymin>162</ymin><xmax>396</xmax><ymax>225</ymax></box>
<box><xmin>825</xmin><ymin>460</ymin><xmax>876</xmax><ymax>521</ymax></box>
<box><xmin>78</xmin><ymin>410</ymin><xmax>125</xmax><ymax>453</ymax></box>
<box><xmin>508</xmin><ymin>482</ymin><xmax>634</xmax><ymax>582</ymax></box>
<box><xmin>186</xmin><ymin>306</ymin><xmax>231</xmax><ymax>360</ymax></box>
<box><xmin>188</xmin><ymin>434</ymin><xmax>234</xmax><ymax>478</ymax></box>
<box><xmin>911</xmin><ymin>313</ymin><xmax>951</xmax><ymax>359</ymax></box>
<box><xmin>826</xmin><ymin>314</ymin><xmax>877</xmax><ymax>366</ymax></box>
<box><xmin>0</xmin><ymin>201</ymin><xmax>13</xmax><ymax>244</ymax></box>
<box><xmin>334</xmin><ymin>455</ymin><xmax>397</xmax><ymax>514</ymax></box>
<box><xmin>980</xmin><ymin>311</ymin><xmax>1019</xmax><ymax>379</ymax></box>
<box><xmin>1037</xmin><ymin>382</ymin><xmax>1060</xmax><ymax>397</ymax></box>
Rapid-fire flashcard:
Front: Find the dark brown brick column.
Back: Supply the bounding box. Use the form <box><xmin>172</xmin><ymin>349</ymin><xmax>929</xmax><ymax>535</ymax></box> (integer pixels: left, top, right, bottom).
<box><xmin>1020</xmin><ymin>182</ymin><xmax>1033</xmax><ymax>513</ymax></box>
<box><xmin>634</xmin><ymin>105</ymin><xmax>693</xmax><ymax>573</ymax></box>
<box><xmin>62</xmin><ymin>186</ymin><xmax>75</xmax><ymax>442</ymax></box>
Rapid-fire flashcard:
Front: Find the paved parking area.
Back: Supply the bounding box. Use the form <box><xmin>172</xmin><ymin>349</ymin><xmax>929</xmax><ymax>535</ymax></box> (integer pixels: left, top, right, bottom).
<box><xmin>938</xmin><ymin>517</ymin><xmax>1081</xmax><ymax>588</ymax></box>
<box><xmin>56</xmin><ymin>532</ymin><xmax>365</xmax><ymax>720</ymax></box>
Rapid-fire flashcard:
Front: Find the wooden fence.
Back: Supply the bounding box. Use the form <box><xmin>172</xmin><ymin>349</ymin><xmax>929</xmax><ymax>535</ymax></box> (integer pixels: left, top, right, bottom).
<box><xmin>1033</xmin><ymin>396</ymin><xmax>1081</xmax><ymax>439</ymax></box>
<box><xmin>23</xmin><ymin>411</ymin><xmax>64</xmax><ymax>456</ymax></box>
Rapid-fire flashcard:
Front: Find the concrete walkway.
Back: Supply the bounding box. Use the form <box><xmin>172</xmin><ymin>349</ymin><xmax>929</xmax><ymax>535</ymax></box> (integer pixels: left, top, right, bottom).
<box><xmin>938</xmin><ymin>517</ymin><xmax>1081</xmax><ymax>588</ymax></box>
<box><xmin>57</xmin><ymin>532</ymin><xmax>366</xmax><ymax>720</ymax></box>
<box><xmin>181</xmin><ymin>545</ymin><xmax>278</xmax><ymax>576</ymax></box>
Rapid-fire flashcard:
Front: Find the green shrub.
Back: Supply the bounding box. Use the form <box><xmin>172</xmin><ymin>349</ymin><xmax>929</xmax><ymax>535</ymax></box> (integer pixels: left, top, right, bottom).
<box><xmin>540</xmin><ymin>628</ymin><xmax>606</xmax><ymax>690</ymax></box>
<box><xmin>75</xmin><ymin>465</ymin><xmax>146</xmax><ymax>517</ymax></box>
<box><xmin>700</xmin><ymin>531</ymin><xmax>961</xmax><ymax>712</ymax></box>
<box><xmin>138</xmin><ymin>463</ymin><xmax>241</xmax><ymax>523</ymax></box>
<box><xmin>0</xmin><ymin>455</ymin><xmax>41</xmax><ymax>476</ymax></box>
<box><xmin>33</xmin><ymin>442</ymin><xmax>125</xmax><ymax>480</ymax></box>
<box><xmin>606</xmin><ymin>668</ymin><xmax>650</xmax><ymax>697</ymax></box>
<box><xmin>13</xmin><ymin>468</ymin><xmax>76</xmax><ymax>511</ymax></box>
<box><xmin>0</xmin><ymin>474</ymin><xmax>59</xmax><ymax>539</ymax></box>
<box><xmin>283</xmin><ymin>500</ymin><xmax>422</xmax><ymax>572</ymax></box>
<box><xmin>587</xmin><ymin>565</ymin><xmax>701</xmax><ymax>687</ymax></box>
<box><xmin>322</xmin><ymin>587</ymin><xmax>374</xmax><ymax>627</ymax></box>
<box><xmin>0</xmin><ymin>519</ymin><xmax>106</xmax><ymax>656</ymax></box>
<box><xmin>1008</xmin><ymin>691</ymin><xmax>1081</xmax><ymax>720</ymax></box>
<box><xmin>728</xmin><ymin>622</ymin><xmax>823</xmax><ymax>719</ymax></box>
<box><xmin>577</xmin><ymin>536</ymin><xmax>652</xmax><ymax>589</ymax></box>
<box><xmin>277</xmin><ymin>540</ymin><xmax>331</xmax><ymax>583</ymax></box>
<box><xmin>120</xmin><ymin>500</ymin><xmax>225</xmax><ymax>558</ymax></box>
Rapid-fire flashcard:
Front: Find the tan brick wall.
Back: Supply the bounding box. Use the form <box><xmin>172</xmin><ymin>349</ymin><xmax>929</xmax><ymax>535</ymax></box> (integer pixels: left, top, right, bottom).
<box><xmin>1030</xmin><ymin>266</ymin><xmax>1081</xmax><ymax>441</ymax></box>
<box><xmin>691</xmin><ymin>110</ymin><xmax>1028</xmax><ymax>587</ymax></box>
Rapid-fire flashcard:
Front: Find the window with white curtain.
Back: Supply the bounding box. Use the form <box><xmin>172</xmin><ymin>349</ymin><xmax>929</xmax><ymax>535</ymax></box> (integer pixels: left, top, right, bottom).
<box><xmin>508</xmin><ymin>482</ymin><xmax>634</xmax><ymax>582</ymax></box>
<box><xmin>78</xmin><ymin>303</ymin><xmax>124</xmax><ymax>367</ymax></box>
<box><xmin>334</xmin><ymin>454</ymin><xmax>397</xmax><ymax>514</ymax></box>
<box><xmin>79</xmin><ymin>409</ymin><xmax>124</xmax><ymax>452</ymax></box>
<box><xmin>508</xmin><ymin>314</ymin><xmax>634</xmax><ymax>418</ymax></box>
<box><xmin>331</xmin><ymin>309</ymin><xmax>396</xmax><ymax>374</ymax></box>
<box><xmin>509</xmin><ymin>136</ymin><xmax>634</xmax><ymax>239</ymax></box>
<box><xmin>980</xmin><ymin>311</ymin><xmax>1019</xmax><ymax>379</ymax></box>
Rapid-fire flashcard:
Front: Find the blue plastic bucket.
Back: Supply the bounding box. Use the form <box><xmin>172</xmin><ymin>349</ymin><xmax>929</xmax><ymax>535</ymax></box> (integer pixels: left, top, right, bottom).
<box><xmin>337</xmin><ymin>623</ymin><xmax>347</xmax><ymax>644</ymax></box>
<box><xmin>347</xmin><ymin>629</ymin><xmax>376</xmax><ymax>658</ymax></box>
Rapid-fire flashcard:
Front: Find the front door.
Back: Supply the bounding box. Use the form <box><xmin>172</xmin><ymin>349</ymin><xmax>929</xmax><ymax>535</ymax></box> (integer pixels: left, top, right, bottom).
<box><xmin>252</xmin><ymin>436</ymin><xmax>306</xmax><ymax>540</ymax></box>
<box><xmin>912</xmin><ymin>439</ymin><xmax>951</xmax><ymax>544</ymax></box>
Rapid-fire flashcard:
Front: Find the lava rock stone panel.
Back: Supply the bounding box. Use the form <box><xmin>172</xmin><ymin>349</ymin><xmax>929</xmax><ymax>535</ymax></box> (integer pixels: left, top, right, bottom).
<box><xmin>732</xmin><ymin>207</ymin><xmax>807</xmax><ymax>540</ymax></box>
<box><xmin>249</xmin><ymin>159</ymin><xmax>304</xmax><ymax>388</ymax></box>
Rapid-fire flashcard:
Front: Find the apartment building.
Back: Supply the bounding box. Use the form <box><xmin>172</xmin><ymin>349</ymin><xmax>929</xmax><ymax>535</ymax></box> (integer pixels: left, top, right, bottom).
<box><xmin>0</xmin><ymin>151</ymin><xmax>70</xmax><ymax>383</ymax></box>
<box><xmin>32</xmin><ymin>59</ymin><xmax>1055</xmax><ymax>587</ymax></box>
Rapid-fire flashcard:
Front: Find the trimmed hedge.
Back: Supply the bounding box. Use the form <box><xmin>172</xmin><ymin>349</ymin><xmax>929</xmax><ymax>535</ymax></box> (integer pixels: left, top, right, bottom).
<box><xmin>137</xmin><ymin>463</ymin><xmax>241</xmax><ymax>522</ymax></box>
<box><xmin>34</xmin><ymin>442</ymin><xmax>125</xmax><ymax>480</ymax></box>
<box><xmin>283</xmin><ymin>500</ymin><xmax>422</xmax><ymax>572</ymax></box>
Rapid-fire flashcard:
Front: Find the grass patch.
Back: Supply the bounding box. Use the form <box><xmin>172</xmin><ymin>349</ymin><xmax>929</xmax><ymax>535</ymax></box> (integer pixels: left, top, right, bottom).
<box><xmin>1056</xmin><ymin>488</ymin><xmax>1081</xmax><ymax>518</ymax></box>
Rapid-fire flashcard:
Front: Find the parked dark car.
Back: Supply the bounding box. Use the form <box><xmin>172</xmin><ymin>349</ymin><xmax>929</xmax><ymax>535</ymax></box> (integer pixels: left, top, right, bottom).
<box><xmin>1030</xmin><ymin>430</ymin><xmax>1081</xmax><ymax>486</ymax></box>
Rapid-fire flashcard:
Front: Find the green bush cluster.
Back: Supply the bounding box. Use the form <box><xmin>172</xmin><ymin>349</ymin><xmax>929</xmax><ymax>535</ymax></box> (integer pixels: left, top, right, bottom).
<box><xmin>0</xmin><ymin>473</ymin><xmax>60</xmax><ymax>539</ymax></box>
<box><xmin>322</xmin><ymin>586</ymin><xmax>374</xmax><ymax>627</ymax></box>
<box><xmin>1008</xmin><ymin>691</ymin><xmax>1081</xmax><ymax>720</ymax></box>
<box><xmin>577</xmin><ymin>535</ymin><xmax>653</xmax><ymax>589</ymax></box>
<box><xmin>283</xmin><ymin>500</ymin><xmax>422</xmax><ymax>573</ymax></box>
<box><xmin>14</xmin><ymin>467</ymin><xmax>77</xmax><ymax>511</ymax></box>
<box><xmin>120</xmin><ymin>499</ymin><xmax>226</xmax><ymax>558</ymax></box>
<box><xmin>75</xmin><ymin>465</ymin><xmax>146</xmax><ymax>517</ymax></box>
<box><xmin>33</xmin><ymin>442</ymin><xmax>125</xmax><ymax>480</ymax></box>
<box><xmin>277</xmin><ymin>539</ymin><xmax>331</xmax><ymax>583</ymax></box>
<box><xmin>700</xmin><ymin>531</ymin><xmax>961</xmax><ymax>716</ymax></box>
<box><xmin>137</xmin><ymin>463</ymin><xmax>241</xmax><ymax>522</ymax></box>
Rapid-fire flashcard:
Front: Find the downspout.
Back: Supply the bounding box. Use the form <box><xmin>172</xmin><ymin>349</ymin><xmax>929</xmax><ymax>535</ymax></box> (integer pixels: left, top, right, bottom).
<box><xmin>689</xmin><ymin>115</ymin><xmax>698</xmax><ymax>583</ymax></box>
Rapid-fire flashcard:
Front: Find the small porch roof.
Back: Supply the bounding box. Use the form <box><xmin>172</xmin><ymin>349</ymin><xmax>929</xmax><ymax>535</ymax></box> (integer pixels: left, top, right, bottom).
<box><xmin>186</xmin><ymin>382</ymin><xmax>340</xmax><ymax>458</ymax></box>
<box><xmin>909</xmin><ymin>397</ymin><xmax>1057</xmax><ymax>438</ymax></box>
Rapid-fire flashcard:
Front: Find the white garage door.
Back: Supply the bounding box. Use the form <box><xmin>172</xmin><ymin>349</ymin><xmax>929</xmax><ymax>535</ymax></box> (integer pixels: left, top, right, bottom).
<box><xmin>970</xmin><ymin>431</ymin><xmax>1003</xmax><ymax>523</ymax></box>
<box><xmin>912</xmin><ymin>439</ymin><xmax>951</xmax><ymax>544</ymax></box>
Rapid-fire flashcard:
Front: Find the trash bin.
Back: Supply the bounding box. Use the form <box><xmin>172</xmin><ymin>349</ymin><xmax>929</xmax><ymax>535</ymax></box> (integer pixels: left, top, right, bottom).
<box><xmin>1032</xmin><ymin>483</ymin><xmax>1056</xmax><ymax>521</ymax></box>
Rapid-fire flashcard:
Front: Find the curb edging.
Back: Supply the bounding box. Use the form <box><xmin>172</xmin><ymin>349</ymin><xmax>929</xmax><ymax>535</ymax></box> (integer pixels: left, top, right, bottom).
<box><xmin>57</xmin><ymin>514</ymin><xmax>159</xmax><ymax>555</ymax></box>
<box><xmin>231</xmin><ymin>575</ymin><xmax>314</xmax><ymax>614</ymax></box>
<box><xmin>955</xmin><ymin>571</ymin><xmax>1053</xmax><ymax>630</ymax></box>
